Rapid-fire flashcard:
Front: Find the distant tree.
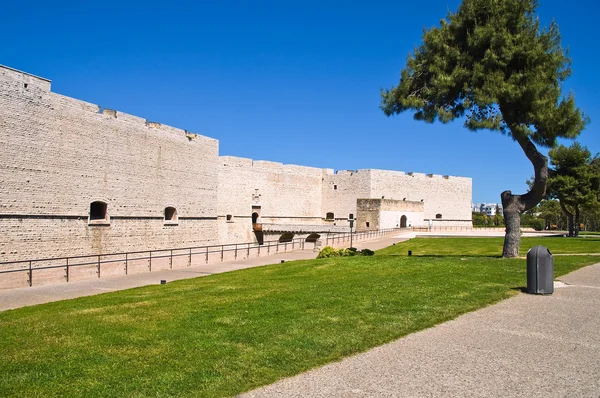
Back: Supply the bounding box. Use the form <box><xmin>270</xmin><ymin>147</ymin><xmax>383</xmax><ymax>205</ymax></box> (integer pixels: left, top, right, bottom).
<box><xmin>547</xmin><ymin>143</ymin><xmax>600</xmax><ymax>236</ymax></box>
<box><xmin>381</xmin><ymin>0</ymin><xmax>588</xmax><ymax>257</ymax></box>
<box><xmin>581</xmin><ymin>205</ymin><xmax>600</xmax><ymax>232</ymax></box>
<box><xmin>472</xmin><ymin>212</ymin><xmax>488</xmax><ymax>226</ymax></box>
<box><xmin>538</xmin><ymin>200</ymin><xmax>565</xmax><ymax>230</ymax></box>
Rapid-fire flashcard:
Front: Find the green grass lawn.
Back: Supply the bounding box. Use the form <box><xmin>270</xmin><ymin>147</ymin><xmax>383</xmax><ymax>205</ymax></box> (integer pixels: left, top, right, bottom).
<box><xmin>580</xmin><ymin>231</ymin><xmax>600</xmax><ymax>236</ymax></box>
<box><xmin>1</xmin><ymin>238</ymin><xmax>599</xmax><ymax>397</ymax></box>
<box><xmin>377</xmin><ymin>236</ymin><xmax>600</xmax><ymax>257</ymax></box>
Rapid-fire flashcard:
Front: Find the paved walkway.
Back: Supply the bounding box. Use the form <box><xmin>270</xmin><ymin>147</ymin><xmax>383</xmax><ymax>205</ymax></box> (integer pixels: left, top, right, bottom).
<box><xmin>0</xmin><ymin>234</ymin><xmax>410</xmax><ymax>311</ymax></box>
<box><xmin>242</xmin><ymin>263</ymin><xmax>600</xmax><ymax>397</ymax></box>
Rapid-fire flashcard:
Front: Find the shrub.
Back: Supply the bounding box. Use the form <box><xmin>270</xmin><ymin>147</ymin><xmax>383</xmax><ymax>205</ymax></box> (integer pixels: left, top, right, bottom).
<box><xmin>344</xmin><ymin>247</ymin><xmax>359</xmax><ymax>256</ymax></box>
<box><xmin>359</xmin><ymin>249</ymin><xmax>375</xmax><ymax>256</ymax></box>
<box><xmin>317</xmin><ymin>246</ymin><xmax>340</xmax><ymax>258</ymax></box>
<box><xmin>317</xmin><ymin>246</ymin><xmax>374</xmax><ymax>258</ymax></box>
<box><xmin>529</xmin><ymin>218</ymin><xmax>545</xmax><ymax>231</ymax></box>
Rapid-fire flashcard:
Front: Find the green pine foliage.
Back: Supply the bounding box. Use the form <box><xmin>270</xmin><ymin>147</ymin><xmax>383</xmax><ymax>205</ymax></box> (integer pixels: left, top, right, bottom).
<box><xmin>381</xmin><ymin>0</ymin><xmax>588</xmax><ymax>257</ymax></box>
<box><xmin>381</xmin><ymin>0</ymin><xmax>587</xmax><ymax>144</ymax></box>
<box><xmin>548</xmin><ymin>143</ymin><xmax>600</xmax><ymax>235</ymax></box>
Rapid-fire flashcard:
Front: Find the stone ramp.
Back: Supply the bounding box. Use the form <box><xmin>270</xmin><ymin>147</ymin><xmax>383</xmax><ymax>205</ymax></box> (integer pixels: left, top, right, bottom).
<box><xmin>241</xmin><ymin>263</ymin><xmax>600</xmax><ymax>397</ymax></box>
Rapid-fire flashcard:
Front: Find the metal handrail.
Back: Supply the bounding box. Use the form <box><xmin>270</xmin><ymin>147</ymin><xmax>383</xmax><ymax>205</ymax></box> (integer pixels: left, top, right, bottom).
<box><xmin>0</xmin><ymin>228</ymin><xmax>403</xmax><ymax>287</ymax></box>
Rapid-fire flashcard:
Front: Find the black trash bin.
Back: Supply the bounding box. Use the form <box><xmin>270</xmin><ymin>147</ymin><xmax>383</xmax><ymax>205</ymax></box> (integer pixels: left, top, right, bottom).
<box><xmin>526</xmin><ymin>245</ymin><xmax>554</xmax><ymax>295</ymax></box>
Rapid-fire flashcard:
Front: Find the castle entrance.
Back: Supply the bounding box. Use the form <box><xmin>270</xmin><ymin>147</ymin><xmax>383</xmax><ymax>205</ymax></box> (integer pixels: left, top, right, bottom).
<box><xmin>400</xmin><ymin>215</ymin><xmax>407</xmax><ymax>228</ymax></box>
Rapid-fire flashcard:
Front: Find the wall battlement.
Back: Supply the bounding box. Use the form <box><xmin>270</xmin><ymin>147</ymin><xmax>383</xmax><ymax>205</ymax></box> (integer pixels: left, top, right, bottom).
<box><xmin>219</xmin><ymin>156</ymin><xmax>324</xmax><ymax>175</ymax></box>
<box><xmin>0</xmin><ymin>65</ymin><xmax>212</xmax><ymax>145</ymax></box>
<box><xmin>0</xmin><ymin>64</ymin><xmax>51</xmax><ymax>91</ymax></box>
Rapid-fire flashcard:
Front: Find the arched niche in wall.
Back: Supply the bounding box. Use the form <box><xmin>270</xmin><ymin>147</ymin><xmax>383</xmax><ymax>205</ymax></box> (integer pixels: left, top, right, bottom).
<box><xmin>305</xmin><ymin>233</ymin><xmax>321</xmax><ymax>243</ymax></box>
<box><xmin>279</xmin><ymin>233</ymin><xmax>294</xmax><ymax>243</ymax></box>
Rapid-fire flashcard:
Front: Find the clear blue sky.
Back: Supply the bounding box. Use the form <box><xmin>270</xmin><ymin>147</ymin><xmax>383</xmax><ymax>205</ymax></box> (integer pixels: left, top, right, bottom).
<box><xmin>2</xmin><ymin>0</ymin><xmax>598</xmax><ymax>203</ymax></box>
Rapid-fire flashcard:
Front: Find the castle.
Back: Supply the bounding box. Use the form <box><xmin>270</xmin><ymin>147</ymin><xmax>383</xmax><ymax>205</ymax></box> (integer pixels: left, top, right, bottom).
<box><xmin>0</xmin><ymin>65</ymin><xmax>472</xmax><ymax>263</ymax></box>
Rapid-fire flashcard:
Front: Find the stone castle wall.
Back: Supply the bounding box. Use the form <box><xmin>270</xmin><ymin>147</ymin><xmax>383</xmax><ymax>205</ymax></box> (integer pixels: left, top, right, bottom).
<box><xmin>356</xmin><ymin>199</ymin><xmax>425</xmax><ymax>231</ymax></box>
<box><xmin>0</xmin><ymin>66</ymin><xmax>219</xmax><ymax>262</ymax></box>
<box><xmin>368</xmin><ymin>170</ymin><xmax>472</xmax><ymax>222</ymax></box>
<box><xmin>217</xmin><ymin>156</ymin><xmax>324</xmax><ymax>243</ymax></box>
<box><xmin>0</xmin><ymin>65</ymin><xmax>473</xmax><ymax>263</ymax></box>
<box><xmin>322</xmin><ymin>169</ymin><xmax>371</xmax><ymax>227</ymax></box>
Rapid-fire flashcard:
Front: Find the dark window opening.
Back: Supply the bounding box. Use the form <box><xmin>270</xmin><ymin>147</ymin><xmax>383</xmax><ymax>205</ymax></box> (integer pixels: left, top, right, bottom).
<box><xmin>24</xmin><ymin>83</ymin><xmax>28</xmax><ymax>89</ymax></box>
<box><xmin>226</xmin><ymin>214</ymin><xmax>233</xmax><ymax>221</ymax></box>
<box><xmin>252</xmin><ymin>212</ymin><xmax>259</xmax><ymax>223</ymax></box>
<box><xmin>326</xmin><ymin>212</ymin><xmax>334</xmax><ymax>220</ymax></box>
<box><xmin>349</xmin><ymin>213</ymin><xmax>354</xmax><ymax>219</ymax></box>
<box><xmin>164</xmin><ymin>206</ymin><xmax>177</xmax><ymax>221</ymax></box>
<box><xmin>436</xmin><ymin>214</ymin><xmax>442</xmax><ymax>219</ymax></box>
<box><xmin>334</xmin><ymin>185</ymin><xmax>337</xmax><ymax>190</ymax></box>
<box><xmin>366</xmin><ymin>222</ymin><xmax>370</xmax><ymax>228</ymax></box>
<box><xmin>89</xmin><ymin>201</ymin><xmax>107</xmax><ymax>221</ymax></box>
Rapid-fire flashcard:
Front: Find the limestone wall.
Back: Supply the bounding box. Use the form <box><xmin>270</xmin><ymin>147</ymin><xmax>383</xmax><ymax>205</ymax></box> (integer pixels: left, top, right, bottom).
<box><xmin>217</xmin><ymin>156</ymin><xmax>324</xmax><ymax>243</ymax></box>
<box><xmin>0</xmin><ymin>65</ymin><xmax>219</xmax><ymax>262</ymax></box>
<box><xmin>368</xmin><ymin>170</ymin><xmax>472</xmax><ymax>222</ymax></box>
<box><xmin>356</xmin><ymin>199</ymin><xmax>424</xmax><ymax>231</ymax></box>
<box><xmin>322</xmin><ymin>169</ymin><xmax>370</xmax><ymax>226</ymax></box>
<box><xmin>0</xmin><ymin>64</ymin><xmax>474</xmax><ymax>264</ymax></box>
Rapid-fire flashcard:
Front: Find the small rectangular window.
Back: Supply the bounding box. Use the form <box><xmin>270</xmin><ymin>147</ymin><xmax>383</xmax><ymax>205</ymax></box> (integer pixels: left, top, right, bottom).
<box><xmin>164</xmin><ymin>206</ymin><xmax>178</xmax><ymax>225</ymax></box>
<box><xmin>89</xmin><ymin>201</ymin><xmax>109</xmax><ymax>225</ymax></box>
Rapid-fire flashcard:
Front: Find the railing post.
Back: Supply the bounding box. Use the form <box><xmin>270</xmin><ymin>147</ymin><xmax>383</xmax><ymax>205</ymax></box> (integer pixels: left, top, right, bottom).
<box><xmin>235</xmin><ymin>244</ymin><xmax>238</xmax><ymax>260</ymax></box>
<box><xmin>65</xmin><ymin>258</ymin><xmax>69</xmax><ymax>282</ymax></box>
<box><xmin>97</xmin><ymin>255</ymin><xmax>101</xmax><ymax>278</ymax></box>
<box><xmin>170</xmin><ymin>249</ymin><xmax>173</xmax><ymax>269</ymax></box>
<box><xmin>149</xmin><ymin>251</ymin><xmax>152</xmax><ymax>272</ymax></box>
<box><xmin>205</xmin><ymin>247</ymin><xmax>209</xmax><ymax>264</ymax></box>
<box><xmin>27</xmin><ymin>261</ymin><xmax>32</xmax><ymax>287</ymax></box>
<box><xmin>189</xmin><ymin>248</ymin><xmax>192</xmax><ymax>267</ymax></box>
<box><xmin>247</xmin><ymin>243</ymin><xmax>250</xmax><ymax>257</ymax></box>
<box><xmin>221</xmin><ymin>245</ymin><xmax>224</xmax><ymax>262</ymax></box>
<box><xmin>125</xmin><ymin>253</ymin><xmax>128</xmax><ymax>275</ymax></box>
<box><xmin>258</xmin><ymin>244</ymin><xmax>261</xmax><ymax>257</ymax></box>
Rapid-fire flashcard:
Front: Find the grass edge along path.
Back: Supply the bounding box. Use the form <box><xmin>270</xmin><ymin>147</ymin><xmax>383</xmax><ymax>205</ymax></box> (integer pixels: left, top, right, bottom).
<box><xmin>0</xmin><ymin>238</ymin><xmax>598</xmax><ymax>397</ymax></box>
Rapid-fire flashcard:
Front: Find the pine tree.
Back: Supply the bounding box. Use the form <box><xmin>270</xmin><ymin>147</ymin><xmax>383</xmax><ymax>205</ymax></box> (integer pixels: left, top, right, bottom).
<box><xmin>381</xmin><ymin>0</ymin><xmax>588</xmax><ymax>257</ymax></box>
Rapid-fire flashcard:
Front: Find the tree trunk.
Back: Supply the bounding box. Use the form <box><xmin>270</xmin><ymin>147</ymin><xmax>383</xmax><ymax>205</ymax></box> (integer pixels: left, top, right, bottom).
<box><xmin>559</xmin><ymin>200</ymin><xmax>574</xmax><ymax>237</ymax></box>
<box><xmin>574</xmin><ymin>206</ymin><xmax>580</xmax><ymax>237</ymax></box>
<box><xmin>501</xmin><ymin>132</ymin><xmax>548</xmax><ymax>258</ymax></box>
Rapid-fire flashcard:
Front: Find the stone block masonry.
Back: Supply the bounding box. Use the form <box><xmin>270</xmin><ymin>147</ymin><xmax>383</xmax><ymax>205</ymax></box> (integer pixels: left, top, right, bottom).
<box><xmin>0</xmin><ymin>65</ymin><xmax>219</xmax><ymax>262</ymax></box>
<box><xmin>0</xmin><ymin>64</ymin><xmax>473</xmax><ymax>264</ymax></box>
